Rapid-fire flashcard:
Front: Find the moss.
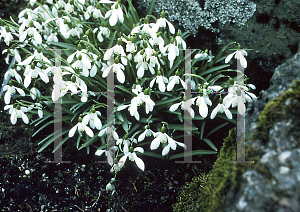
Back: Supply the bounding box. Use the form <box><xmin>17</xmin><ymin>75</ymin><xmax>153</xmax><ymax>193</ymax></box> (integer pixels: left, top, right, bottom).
<box><xmin>173</xmin><ymin>79</ymin><xmax>300</xmax><ymax>211</ymax></box>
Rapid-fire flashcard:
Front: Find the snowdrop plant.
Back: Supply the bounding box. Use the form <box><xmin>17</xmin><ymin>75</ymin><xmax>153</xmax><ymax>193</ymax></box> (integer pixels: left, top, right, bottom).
<box><xmin>0</xmin><ymin>0</ymin><xmax>257</xmax><ymax>197</ymax></box>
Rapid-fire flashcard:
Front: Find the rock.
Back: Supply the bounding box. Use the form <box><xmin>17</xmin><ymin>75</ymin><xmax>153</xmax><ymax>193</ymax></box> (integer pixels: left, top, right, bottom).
<box><xmin>195</xmin><ymin>43</ymin><xmax>300</xmax><ymax>211</ymax></box>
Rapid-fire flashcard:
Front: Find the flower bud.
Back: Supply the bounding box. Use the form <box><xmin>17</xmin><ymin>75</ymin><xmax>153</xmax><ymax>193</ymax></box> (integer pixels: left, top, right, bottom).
<box><xmin>24</xmin><ymin>12</ymin><xmax>28</xmax><ymax>19</ymax></box>
<box><xmin>144</xmin><ymin>16</ymin><xmax>149</xmax><ymax>24</ymax></box>
<box><xmin>140</xmin><ymin>49</ymin><xmax>145</xmax><ymax>55</ymax></box>
<box><xmin>64</xmin><ymin>19</ymin><xmax>67</xmax><ymax>24</ymax></box>
<box><xmin>13</xmin><ymin>103</ymin><xmax>17</xmax><ymax>108</ymax></box>
<box><xmin>71</xmin><ymin>75</ymin><xmax>76</xmax><ymax>83</ymax></box>
<box><xmin>229</xmin><ymin>77</ymin><xmax>234</xmax><ymax>85</ymax></box>
<box><xmin>78</xmin><ymin>117</ymin><xmax>82</xmax><ymax>122</ymax></box>
<box><xmin>177</xmin><ymin>29</ymin><xmax>181</xmax><ymax>36</ymax></box>
<box><xmin>205</xmin><ymin>49</ymin><xmax>208</xmax><ymax>53</ymax></box>
<box><xmin>27</xmin><ymin>2</ymin><xmax>30</xmax><ymax>8</ymax></box>
<box><xmin>161</xmin><ymin>125</ymin><xmax>166</xmax><ymax>133</ymax></box>
<box><xmin>90</xmin><ymin>107</ymin><xmax>95</xmax><ymax>113</ymax></box>
<box><xmin>124</xmin><ymin>134</ymin><xmax>128</xmax><ymax>140</ymax></box>
<box><xmin>31</xmin><ymin>63</ymin><xmax>35</xmax><ymax>69</ymax></box>
<box><xmin>58</xmin><ymin>10</ymin><xmax>63</xmax><ymax>18</ymax></box>
<box><xmin>237</xmin><ymin>44</ymin><xmax>241</xmax><ymax>49</ymax></box>
<box><xmin>219</xmin><ymin>97</ymin><xmax>223</xmax><ymax>104</ymax></box>
<box><xmin>85</xmin><ymin>30</ymin><xmax>89</xmax><ymax>36</ymax></box>
<box><xmin>114</xmin><ymin>157</ymin><xmax>119</xmax><ymax>164</ymax></box>
<box><xmin>129</xmin><ymin>146</ymin><xmax>134</xmax><ymax>153</ymax></box>
<box><xmin>170</xmin><ymin>38</ymin><xmax>174</xmax><ymax>44</ymax></box>
<box><xmin>117</xmin><ymin>38</ymin><xmax>122</xmax><ymax>45</ymax></box>
<box><xmin>144</xmin><ymin>88</ymin><xmax>150</xmax><ymax>95</ymax></box>
<box><xmin>11</xmin><ymin>64</ymin><xmax>15</xmax><ymax>69</ymax></box>
<box><xmin>17</xmin><ymin>104</ymin><xmax>20</xmax><ymax>110</ymax></box>
<box><xmin>70</xmin><ymin>0</ymin><xmax>74</xmax><ymax>5</ymax></box>
<box><xmin>9</xmin><ymin>80</ymin><xmax>13</xmax><ymax>87</ymax></box>
<box><xmin>96</xmin><ymin>2</ymin><xmax>101</xmax><ymax>9</ymax></box>
<box><xmin>175</xmin><ymin>70</ymin><xmax>180</xmax><ymax>76</ymax></box>
<box><xmin>203</xmin><ymin>84</ymin><xmax>208</xmax><ymax>89</ymax></box>
<box><xmin>110</xmin><ymin>180</ymin><xmax>114</xmax><ymax>184</ymax></box>
<box><xmin>114</xmin><ymin>57</ymin><xmax>119</xmax><ymax>64</ymax></box>
<box><xmin>157</xmin><ymin>70</ymin><xmax>161</xmax><ymax>76</ymax></box>
<box><xmin>37</xmin><ymin>46</ymin><xmax>42</xmax><ymax>53</ymax></box>
<box><xmin>143</xmin><ymin>41</ymin><xmax>148</xmax><ymax>48</ymax></box>
<box><xmin>161</xmin><ymin>10</ymin><xmax>165</xmax><ymax>18</ymax></box>
<box><xmin>130</xmin><ymin>36</ymin><xmax>134</xmax><ymax>42</ymax></box>
<box><xmin>77</xmin><ymin>43</ymin><xmax>82</xmax><ymax>51</ymax></box>
<box><xmin>135</xmin><ymin>79</ymin><xmax>139</xmax><ymax>84</ymax></box>
<box><xmin>115</xmin><ymin>3</ymin><xmax>118</xmax><ymax>9</ymax></box>
<box><xmin>154</xmin><ymin>52</ymin><xmax>159</xmax><ymax>57</ymax></box>
<box><xmin>78</xmin><ymin>54</ymin><xmax>82</xmax><ymax>61</ymax></box>
<box><xmin>29</xmin><ymin>20</ymin><xmax>34</xmax><ymax>28</ymax></box>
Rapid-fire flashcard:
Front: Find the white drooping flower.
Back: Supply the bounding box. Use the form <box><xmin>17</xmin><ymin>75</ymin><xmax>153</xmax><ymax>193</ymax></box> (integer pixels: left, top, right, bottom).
<box><xmin>69</xmin><ymin>117</ymin><xmax>94</xmax><ymax>137</ymax></box>
<box><xmin>150</xmin><ymin>125</ymin><xmax>186</xmax><ymax>156</ymax></box>
<box><xmin>149</xmin><ymin>70</ymin><xmax>168</xmax><ymax>93</ymax></box>
<box><xmin>118</xmin><ymin>146</ymin><xmax>145</xmax><ymax>171</ymax></box>
<box><xmin>225</xmin><ymin>45</ymin><xmax>248</xmax><ymax>69</ymax></box>
<box><xmin>105</xmin><ymin>1</ymin><xmax>124</xmax><ymax>26</ymax></box>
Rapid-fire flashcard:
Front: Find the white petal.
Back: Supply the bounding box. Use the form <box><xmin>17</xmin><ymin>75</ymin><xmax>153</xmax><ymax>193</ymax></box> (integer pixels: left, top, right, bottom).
<box><xmin>134</xmin><ymin>147</ymin><xmax>144</xmax><ymax>153</ymax></box>
<box><xmin>138</xmin><ymin>131</ymin><xmax>146</xmax><ymax>142</ymax></box>
<box><xmin>33</xmin><ymin>29</ymin><xmax>42</xmax><ymax>44</ymax></box>
<box><xmin>109</xmin><ymin>9</ymin><xmax>118</xmax><ymax>26</ymax></box>
<box><xmin>225</xmin><ymin>52</ymin><xmax>235</xmax><ymax>63</ymax></box>
<box><xmin>166</xmin><ymin>19</ymin><xmax>175</xmax><ymax>34</ymax></box>
<box><xmin>116</xmin><ymin>65</ymin><xmax>125</xmax><ymax>83</ymax></box>
<box><xmin>69</xmin><ymin>125</ymin><xmax>77</xmax><ymax>137</ymax></box>
<box><xmin>162</xmin><ymin>144</ymin><xmax>170</xmax><ymax>156</ymax></box>
<box><xmin>169</xmin><ymin>102</ymin><xmax>181</xmax><ymax>111</ymax></box>
<box><xmin>133</xmin><ymin>153</ymin><xmax>145</xmax><ymax>171</ymax></box>
<box><xmin>84</xmin><ymin>125</ymin><xmax>94</xmax><ymax>137</ymax></box>
<box><xmin>210</xmin><ymin>106</ymin><xmax>218</xmax><ymax>119</ymax></box>
<box><xmin>117</xmin><ymin>104</ymin><xmax>130</xmax><ymax>111</ymax></box>
<box><xmin>21</xmin><ymin>111</ymin><xmax>29</xmax><ymax>124</ymax></box>
<box><xmin>225</xmin><ymin>109</ymin><xmax>233</xmax><ymax>119</ymax></box>
<box><xmin>150</xmin><ymin>135</ymin><xmax>161</xmax><ymax>150</ymax></box>
<box><xmin>167</xmin><ymin>135</ymin><xmax>177</xmax><ymax>150</ymax></box>
<box><xmin>95</xmin><ymin>149</ymin><xmax>106</xmax><ymax>156</ymax></box>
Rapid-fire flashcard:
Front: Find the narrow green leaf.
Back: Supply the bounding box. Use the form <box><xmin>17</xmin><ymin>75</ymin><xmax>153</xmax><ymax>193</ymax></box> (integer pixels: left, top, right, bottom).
<box><xmin>107</xmin><ymin>31</ymin><xmax>117</xmax><ymax>49</ymax></box>
<box><xmin>77</xmin><ymin>134</ymin><xmax>82</xmax><ymax>149</ymax></box>
<box><xmin>32</xmin><ymin>120</ymin><xmax>54</xmax><ymax>137</ymax></box>
<box><xmin>52</xmin><ymin>135</ymin><xmax>72</xmax><ymax>153</ymax></box>
<box><xmin>141</xmin><ymin>151</ymin><xmax>165</xmax><ymax>159</ymax></box>
<box><xmin>115</xmin><ymin>85</ymin><xmax>133</xmax><ymax>96</ymax></box>
<box><xmin>155</xmin><ymin>96</ymin><xmax>181</xmax><ymax>106</ymax></box>
<box><xmin>202</xmin><ymin>138</ymin><xmax>217</xmax><ymax>151</ymax></box>
<box><xmin>200</xmin><ymin>122</ymin><xmax>206</xmax><ymax>140</ymax></box>
<box><xmin>47</xmin><ymin>41</ymin><xmax>76</xmax><ymax>51</ymax></box>
<box><xmin>147</xmin><ymin>0</ymin><xmax>156</xmax><ymax>16</ymax></box>
<box><xmin>168</xmin><ymin>124</ymin><xmax>198</xmax><ymax>131</ymax></box>
<box><xmin>201</xmin><ymin>64</ymin><xmax>230</xmax><ymax>76</ymax></box>
<box><xmin>79</xmin><ymin>134</ymin><xmax>98</xmax><ymax>150</ymax></box>
<box><xmin>38</xmin><ymin>129</ymin><xmax>69</xmax><ymax>152</ymax></box>
<box><xmin>115</xmin><ymin>111</ymin><xmax>124</xmax><ymax>122</ymax></box>
<box><xmin>205</xmin><ymin>122</ymin><xmax>229</xmax><ymax>138</ymax></box>
<box><xmin>177</xmin><ymin>113</ymin><xmax>183</xmax><ymax>122</ymax></box>
<box><xmin>169</xmin><ymin>150</ymin><xmax>217</xmax><ymax>160</ymax></box>
<box><xmin>183</xmin><ymin>73</ymin><xmax>206</xmax><ymax>82</ymax></box>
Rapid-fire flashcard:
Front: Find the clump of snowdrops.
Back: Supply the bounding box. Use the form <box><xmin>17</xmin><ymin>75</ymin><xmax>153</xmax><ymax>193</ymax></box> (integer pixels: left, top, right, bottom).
<box><xmin>0</xmin><ymin>0</ymin><xmax>257</xmax><ymax>195</ymax></box>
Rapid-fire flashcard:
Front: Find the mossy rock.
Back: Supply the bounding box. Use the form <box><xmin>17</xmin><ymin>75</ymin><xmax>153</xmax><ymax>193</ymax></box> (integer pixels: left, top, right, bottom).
<box><xmin>173</xmin><ymin>79</ymin><xmax>300</xmax><ymax>211</ymax></box>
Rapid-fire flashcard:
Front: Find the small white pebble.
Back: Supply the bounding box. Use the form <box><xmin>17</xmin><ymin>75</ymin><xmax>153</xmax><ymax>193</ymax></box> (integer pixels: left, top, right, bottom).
<box><xmin>25</xmin><ymin>170</ymin><xmax>30</xmax><ymax>175</ymax></box>
<box><xmin>279</xmin><ymin>166</ymin><xmax>290</xmax><ymax>174</ymax></box>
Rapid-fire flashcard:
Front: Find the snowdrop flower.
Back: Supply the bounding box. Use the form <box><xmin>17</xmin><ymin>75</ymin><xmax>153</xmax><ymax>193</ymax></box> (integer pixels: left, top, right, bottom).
<box><xmin>103</xmin><ymin>38</ymin><xmax>127</xmax><ymax>66</ymax></box>
<box><xmin>131</xmin><ymin>16</ymin><xmax>156</xmax><ymax>37</ymax></box>
<box><xmin>98</xmin><ymin>125</ymin><xmax>119</xmax><ymax>140</ymax></box>
<box><xmin>153</xmin><ymin>11</ymin><xmax>175</xmax><ymax>34</ymax></box>
<box><xmin>93</xmin><ymin>23</ymin><xmax>110</xmax><ymax>42</ymax></box>
<box><xmin>24</xmin><ymin>63</ymin><xmax>49</xmax><ymax>88</ymax></box>
<box><xmin>149</xmin><ymin>70</ymin><xmax>168</xmax><ymax>93</ymax></box>
<box><xmin>162</xmin><ymin>38</ymin><xmax>179</xmax><ymax>69</ymax></box>
<box><xmin>167</xmin><ymin>70</ymin><xmax>187</xmax><ymax>91</ymax></box>
<box><xmin>138</xmin><ymin>124</ymin><xmax>155</xmax><ymax>142</ymax></box>
<box><xmin>192</xmin><ymin>84</ymin><xmax>213</xmax><ymax>118</ymax></box>
<box><xmin>27</xmin><ymin>99</ymin><xmax>43</xmax><ymax>118</ymax></box>
<box><xmin>2</xmin><ymin>47</ymin><xmax>21</xmax><ymax>65</ymax></box>
<box><xmin>82</xmin><ymin>107</ymin><xmax>102</xmax><ymax>130</ymax></box>
<box><xmin>116</xmin><ymin>134</ymin><xmax>137</xmax><ymax>154</ymax></box>
<box><xmin>148</xmin><ymin>52</ymin><xmax>161</xmax><ymax>75</ymax></box>
<box><xmin>121</xmin><ymin>36</ymin><xmax>137</xmax><ymax>53</ymax></box>
<box><xmin>150</xmin><ymin>125</ymin><xmax>186</xmax><ymax>156</ymax></box>
<box><xmin>149</xmin><ymin>32</ymin><xmax>164</xmax><ymax>53</ymax></box>
<box><xmin>4</xmin><ymin>104</ymin><xmax>28</xmax><ymax>125</ymax></box>
<box><xmin>195</xmin><ymin>50</ymin><xmax>214</xmax><ymax>62</ymax></box>
<box><xmin>30</xmin><ymin>86</ymin><xmax>41</xmax><ymax>100</ymax></box>
<box><xmin>169</xmin><ymin>96</ymin><xmax>195</xmax><ymax>118</ymax></box>
<box><xmin>47</xmin><ymin>32</ymin><xmax>58</xmax><ymax>43</ymax></box>
<box><xmin>69</xmin><ymin>117</ymin><xmax>94</xmax><ymax>137</ymax></box>
<box><xmin>3</xmin><ymin>81</ymin><xmax>25</xmax><ymax>104</ymax></box>
<box><xmin>19</xmin><ymin>20</ymin><xmax>42</xmax><ymax>45</ymax></box>
<box><xmin>4</xmin><ymin>28</ymin><xmax>13</xmax><ymax>46</ymax></box>
<box><xmin>65</xmin><ymin>0</ymin><xmax>74</xmax><ymax>13</ymax></box>
<box><xmin>118</xmin><ymin>146</ymin><xmax>145</xmax><ymax>171</ymax></box>
<box><xmin>175</xmin><ymin>30</ymin><xmax>186</xmax><ymax>50</ymax></box>
<box><xmin>19</xmin><ymin>46</ymin><xmax>51</xmax><ymax>67</ymax></box>
<box><xmin>4</xmin><ymin>64</ymin><xmax>22</xmax><ymax>83</ymax></box>
<box><xmin>225</xmin><ymin>44</ymin><xmax>248</xmax><ymax>68</ymax></box>
<box><xmin>105</xmin><ymin>1</ymin><xmax>124</xmax><ymax>26</ymax></box>
<box><xmin>210</xmin><ymin>97</ymin><xmax>232</xmax><ymax>119</ymax></box>
<box><xmin>102</xmin><ymin>57</ymin><xmax>126</xmax><ymax>84</ymax></box>
<box><xmin>106</xmin><ymin>178</ymin><xmax>116</xmax><ymax>195</ymax></box>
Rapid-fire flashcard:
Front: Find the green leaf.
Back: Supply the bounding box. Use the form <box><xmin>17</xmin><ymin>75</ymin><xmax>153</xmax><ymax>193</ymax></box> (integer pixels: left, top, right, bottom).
<box><xmin>32</xmin><ymin>120</ymin><xmax>54</xmax><ymax>137</ymax></box>
<box><xmin>128</xmin><ymin>121</ymin><xmax>142</xmax><ymax>136</ymax></box>
<box><xmin>141</xmin><ymin>151</ymin><xmax>165</xmax><ymax>159</ymax></box>
<box><xmin>78</xmin><ymin>134</ymin><xmax>99</xmax><ymax>150</ymax></box>
<box><xmin>127</xmin><ymin>0</ymin><xmax>139</xmax><ymax>24</ymax></box>
<box><xmin>147</xmin><ymin>0</ymin><xmax>156</xmax><ymax>16</ymax></box>
<box><xmin>115</xmin><ymin>85</ymin><xmax>133</xmax><ymax>96</ymax></box>
<box><xmin>183</xmin><ymin>73</ymin><xmax>206</xmax><ymax>82</ymax></box>
<box><xmin>38</xmin><ymin>129</ymin><xmax>69</xmax><ymax>153</ymax></box>
<box><xmin>205</xmin><ymin>122</ymin><xmax>229</xmax><ymax>138</ymax></box>
<box><xmin>200</xmin><ymin>122</ymin><xmax>206</xmax><ymax>140</ymax></box>
<box><xmin>107</xmin><ymin>31</ymin><xmax>117</xmax><ymax>49</ymax></box>
<box><xmin>169</xmin><ymin>150</ymin><xmax>217</xmax><ymax>160</ymax></box>
<box><xmin>52</xmin><ymin>135</ymin><xmax>72</xmax><ymax>153</ymax></box>
<box><xmin>202</xmin><ymin>138</ymin><xmax>217</xmax><ymax>151</ymax></box>
<box><xmin>155</xmin><ymin>96</ymin><xmax>181</xmax><ymax>106</ymax></box>
<box><xmin>115</xmin><ymin>111</ymin><xmax>124</xmax><ymax>122</ymax></box>
<box><xmin>168</xmin><ymin>124</ymin><xmax>198</xmax><ymax>131</ymax></box>
<box><xmin>47</xmin><ymin>41</ymin><xmax>76</xmax><ymax>51</ymax></box>
<box><xmin>201</xmin><ymin>64</ymin><xmax>230</xmax><ymax>76</ymax></box>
